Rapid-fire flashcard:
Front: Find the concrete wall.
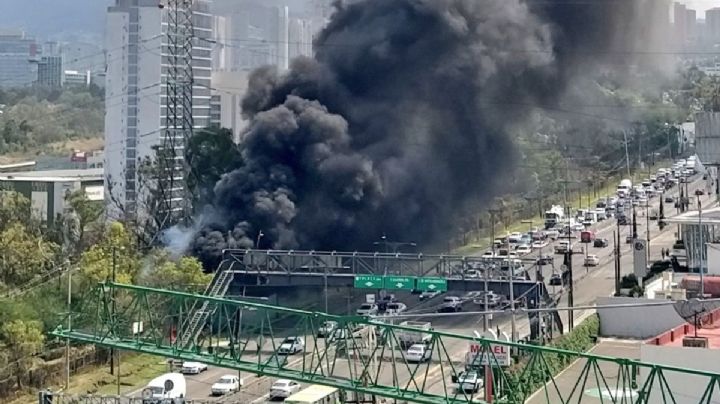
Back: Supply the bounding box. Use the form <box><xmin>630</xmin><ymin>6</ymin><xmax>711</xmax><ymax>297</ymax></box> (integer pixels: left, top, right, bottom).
<box><xmin>640</xmin><ymin>344</ymin><xmax>720</xmax><ymax>404</ymax></box>
<box><xmin>597</xmin><ymin>296</ymin><xmax>685</xmax><ymax>339</ymax></box>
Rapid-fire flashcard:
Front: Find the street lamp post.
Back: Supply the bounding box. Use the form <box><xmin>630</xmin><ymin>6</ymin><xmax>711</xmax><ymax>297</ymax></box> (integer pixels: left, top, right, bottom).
<box><xmin>255</xmin><ymin>231</ymin><xmax>264</xmax><ymax>249</ymax></box>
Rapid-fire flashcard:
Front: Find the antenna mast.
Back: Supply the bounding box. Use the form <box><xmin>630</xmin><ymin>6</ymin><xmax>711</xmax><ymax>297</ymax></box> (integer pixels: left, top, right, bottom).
<box><xmin>156</xmin><ymin>0</ymin><xmax>194</xmax><ymax>232</ymax></box>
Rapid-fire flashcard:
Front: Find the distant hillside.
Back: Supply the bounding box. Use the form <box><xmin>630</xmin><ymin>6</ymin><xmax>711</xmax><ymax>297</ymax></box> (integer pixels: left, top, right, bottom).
<box><xmin>0</xmin><ymin>0</ymin><xmax>112</xmax><ymax>39</ymax></box>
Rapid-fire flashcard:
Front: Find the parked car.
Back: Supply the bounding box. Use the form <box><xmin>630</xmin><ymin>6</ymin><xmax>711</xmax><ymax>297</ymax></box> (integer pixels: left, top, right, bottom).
<box><xmin>278</xmin><ymin>337</ymin><xmax>305</xmax><ymax>355</ymax></box>
<box><xmin>584</xmin><ymin>254</ymin><xmax>600</xmax><ymax>266</ymax></box>
<box><xmin>317</xmin><ymin>321</ymin><xmax>338</xmax><ymax>338</ymax></box>
<box><xmin>181</xmin><ymin>362</ymin><xmax>208</xmax><ymax>375</ymax></box>
<box><xmin>696</xmin><ymin>189</ymin><xmax>705</xmax><ymax>196</ymax></box>
<box><xmin>481</xmin><ymin>251</ymin><xmax>495</xmax><ymax>259</ymax></box>
<box><xmin>405</xmin><ymin>343</ymin><xmax>432</xmax><ymax>362</ymax></box>
<box><xmin>356</xmin><ymin>303</ymin><xmax>379</xmax><ymax>316</ymax></box>
<box><xmin>549</xmin><ymin>273</ymin><xmax>562</xmax><ymax>286</ymax></box>
<box><xmin>211</xmin><ymin>375</ymin><xmax>242</xmax><ymax>396</ymax></box>
<box><xmin>665</xmin><ymin>196</ymin><xmax>674</xmax><ymax>203</ymax></box>
<box><xmin>617</xmin><ymin>215</ymin><xmax>628</xmax><ymax>225</ymax></box>
<box><xmin>593</xmin><ymin>238</ymin><xmax>609</xmax><ymax>248</ymax></box>
<box><xmin>626</xmin><ymin>235</ymin><xmax>634</xmax><ymax>244</ymax></box>
<box><xmin>532</xmin><ymin>240</ymin><xmax>548</xmax><ymax>249</ymax></box>
<box><xmin>269</xmin><ymin>379</ymin><xmax>301</xmax><ymax>399</ymax></box>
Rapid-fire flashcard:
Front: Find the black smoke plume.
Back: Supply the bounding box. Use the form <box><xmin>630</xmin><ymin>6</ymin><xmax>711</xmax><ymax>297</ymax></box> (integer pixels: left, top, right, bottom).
<box><xmin>191</xmin><ymin>0</ymin><xmax>663</xmax><ymax>266</ymax></box>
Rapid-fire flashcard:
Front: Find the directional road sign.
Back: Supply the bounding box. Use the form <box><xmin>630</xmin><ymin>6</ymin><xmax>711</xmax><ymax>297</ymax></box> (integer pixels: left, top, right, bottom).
<box><xmin>354</xmin><ymin>275</ymin><xmax>384</xmax><ymax>289</ymax></box>
<box><xmin>416</xmin><ymin>277</ymin><xmax>448</xmax><ymax>292</ymax></box>
<box><xmin>384</xmin><ymin>276</ymin><xmax>416</xmax><ymax>290</ymax></box>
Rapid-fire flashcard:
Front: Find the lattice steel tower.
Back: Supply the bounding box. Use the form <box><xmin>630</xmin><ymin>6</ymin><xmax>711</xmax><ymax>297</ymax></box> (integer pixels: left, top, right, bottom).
<box><xmin>157</xmin><ymin>0</ymin><xmax>194</xmax><ymax>230</ymax></box>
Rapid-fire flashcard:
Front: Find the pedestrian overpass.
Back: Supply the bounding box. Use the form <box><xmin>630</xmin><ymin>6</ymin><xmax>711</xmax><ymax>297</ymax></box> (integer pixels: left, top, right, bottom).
<box><xmin>51</xmin><ymin>282</ymin><xmax>720</xmax><ymax>404</ymax></box>
<box><xmin>187</xmin><ymin>249</ymin><xmax>563</xmax><ymax>351</ymax></box>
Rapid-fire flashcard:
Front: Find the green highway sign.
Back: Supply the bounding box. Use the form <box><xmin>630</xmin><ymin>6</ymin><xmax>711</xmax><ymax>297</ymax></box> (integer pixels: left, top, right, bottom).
<box><xmin>384</xmin><ymin>276</ymin><xmax>416</xmax><ymax>290</ymax></box>
<box><xmin>354</xmin><ymin>275</ymin><xmax>384</xmax><ymax>289</ymax></box>
<box><xmin>417</xmin><ymin>277</ymin><xmax>448</xmax><ymax>292</ymax></box>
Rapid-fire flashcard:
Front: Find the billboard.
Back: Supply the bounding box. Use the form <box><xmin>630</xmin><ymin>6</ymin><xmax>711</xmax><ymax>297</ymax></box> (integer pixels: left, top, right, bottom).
<box><xmin>633</xmin><ymin>239</ymin><xmax>648</xmax><ymax>281</ymax></box>
<box><xmin>695</xmin><ymin>112</ymin><xmax>720</xmax><ymax>165</ymax></box>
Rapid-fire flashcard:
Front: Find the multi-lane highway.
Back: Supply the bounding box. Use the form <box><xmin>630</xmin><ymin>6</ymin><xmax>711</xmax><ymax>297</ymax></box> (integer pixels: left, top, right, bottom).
<box><xmin>145</xmin><ymin>174</ymin><xmax>711</xmax><ymax>403</ymax></box>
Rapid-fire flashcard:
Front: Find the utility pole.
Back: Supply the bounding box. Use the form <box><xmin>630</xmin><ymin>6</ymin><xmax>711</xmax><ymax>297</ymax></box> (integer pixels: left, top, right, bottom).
<box><xmin>155</xmin><ymin>0</ymin><xmax>195</xmax><ymax>232</ymax></box>
<box><xmin>645</xmin><ymin>199</ymin><xmax>651</xmax><ymax>261</ymax></box>
<box><xmin>561</xmin><ymin>158</ymin><xmax>575</xmax><ymax>330</ymax></box>
<box><xmin>489</xmin><ymin>208</ymin><xmax>502</xmax><ymax>256</ymax></box>
<box><xmin>614</xmin><ymin>229</ymin><xmax>620</xmax><ymax>296</ymax></box>
<box><xmin>110</xmin><ymin>247</ymin><xmax>116</xmax><ymax>376</ymax></box>
<box><xmin>510</xmin><ymin>259</ymin><xmax>516</xmax><ymax>342</ymax></box>
<box><xmin>699</xmin><ymin>199</ymin><xmax>705</xmax><ymax>297</ymax></box>
<box><xmin>623</xmin><ymin>130</ymin><xmax>631</xmax><ymax>177</ymax></box>
<box><xmin>65</xmin><ymin>271</ymin><xmax>71</xmax><ymax>389</ymax></box>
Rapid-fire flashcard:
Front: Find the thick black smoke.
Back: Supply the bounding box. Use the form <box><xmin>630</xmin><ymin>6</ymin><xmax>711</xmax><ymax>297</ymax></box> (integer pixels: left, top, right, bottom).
<box><xmin>191</xmin><ymin>0</ymin><xmax>661</xmax><ymax>266</ymax></box>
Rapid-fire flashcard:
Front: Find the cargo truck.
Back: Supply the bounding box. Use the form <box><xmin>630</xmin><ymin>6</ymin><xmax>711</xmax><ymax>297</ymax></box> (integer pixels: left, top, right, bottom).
<box><xmin>544</xmin><ymin>205</ymin><xmax>564</xmax><ymax>229</ymax></box>
<box><xmin>397</xmin><ymin>321</ymin><xmax>432</xmax><ymax>349</ymax></box>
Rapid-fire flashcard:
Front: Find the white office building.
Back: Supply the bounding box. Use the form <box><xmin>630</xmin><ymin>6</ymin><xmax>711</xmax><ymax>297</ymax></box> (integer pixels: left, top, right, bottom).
<box><xmin>104</xmin><ymin>0</ymin><xmax>212</xmax><ymax>221</ymax></box>
<box><xmin>277</xmin><ymin>6</ymin><xmax>289</xmax><ymax>71</ymax></box>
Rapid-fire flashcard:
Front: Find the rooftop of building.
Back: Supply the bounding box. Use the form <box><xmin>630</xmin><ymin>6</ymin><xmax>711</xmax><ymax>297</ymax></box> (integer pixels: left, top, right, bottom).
<box><xmin>645</xmin><ymin>308</ymin><xmax>720</xmax><ymax>349</ymax></box>
<box><xmin>0</xmin><ymin>168</ymin><xmax>103</xmax><ymax>183</ymax></box>
<box><xmin>664</xmin><ymin>205</ymin><xmax>720</xmax><ymax>225</ymax></box>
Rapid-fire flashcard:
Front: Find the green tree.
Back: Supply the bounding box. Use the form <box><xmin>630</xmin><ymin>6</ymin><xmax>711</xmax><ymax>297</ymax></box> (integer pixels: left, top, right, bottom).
<box><xmin>1</xmin><ymin>320</ymin><xmax>44</xmax><ymax>388</ymax></box>
<box><xmin>0</xmin><ymin>223</ymin><xmax>58</xmax><ymax>287</ymax></box>
<box><xmin>65</xmin><ymin>189</ymin><xmax>103</xmax><ymax>249</ymax></box>
<box><xmin>142</xmin><ymin>254</ymin><xmax>211</xmax><ymax>293</ymax></box>
<box><xmin>186</xmin><ymin>126</ymin><xmax>243</xmax><ymax>203</ymax></box>
<box><xmin>0</xmin><ymin>191</ymin><xmax>37</xmax><ymax>233</ymax></box>
<box><xmin>78</xmin><ymin>222</ymin><xmax>139</xmax><ymax>285</ymax></box>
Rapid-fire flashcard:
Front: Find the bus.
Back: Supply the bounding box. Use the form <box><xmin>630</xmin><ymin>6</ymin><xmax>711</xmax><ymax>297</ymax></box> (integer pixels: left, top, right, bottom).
<box><xmin>284</xmin><ymin>384</ymin><xmax>344</xmax><ymax>404</ymax></box>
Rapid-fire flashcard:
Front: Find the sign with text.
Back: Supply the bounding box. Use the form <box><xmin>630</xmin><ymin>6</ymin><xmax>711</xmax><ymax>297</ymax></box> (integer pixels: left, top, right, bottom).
<box><xmin>384</xmin><ymin>276</ymin><xmax>416</xmax><ymax>290</ymax></box>
<box><xmin>466</xmin><ymin>330</ymin><xmax>512</xmax><ymax>367</ymax></box>
<box><xmin>354</xmin><ymin>275</ymin><xmax>384</xmax><ymax>289</ymax></box>
<box><xmin>417</xmin><ymin>277</ymin><xmax>448</xmax><ymax>292</ymax></box>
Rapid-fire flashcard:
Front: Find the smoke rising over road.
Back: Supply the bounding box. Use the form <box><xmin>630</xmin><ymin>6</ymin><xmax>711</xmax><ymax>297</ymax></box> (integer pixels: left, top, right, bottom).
<box><xmin>191</xmin><ymin>0</ymin><xmax>663</xmax><ymax>265</ymax></box>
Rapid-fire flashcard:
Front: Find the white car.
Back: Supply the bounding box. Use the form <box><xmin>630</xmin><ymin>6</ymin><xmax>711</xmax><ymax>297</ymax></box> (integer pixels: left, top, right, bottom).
<box><xmin>419</xmin><ymin>290</ymin><xmax>441</xmax><ymax>301</ymax></box>
<box><xmin>545</xmin><ymin>229</ymin><xmax>560</xmax><ymax>239</ymax></box>
<box><xmin>386</xmin><ymin>302</ymin><xmax>408</xmax><ymax>314</ymax></box>
<box><xmin>481</xmin><ymin>251</ymin><xmax>495</xmax><ymax>259</ymax></box>
<box><xmin>455</xmin><ymin>371</ymin><xmax>483</xmax><ymax>393</ymax></box>
<box><xmin>473</xmin><ymin>291</ymin><xmax>502</xmax><ymax>307</ymax></box>
<box><xmin>317</xmin><ymin>321</ymin><xmax>338</xmax><ymax>338</ymax></box>
<box><xmin>443</xmin><ymin>296</ymin><xmax>462</xmax><ymax>304</ymax></box>
<box><xmin>584</xmin><ymin>254</ymin><xmax>600</xmax><ymax>266</ymax></box>
<box><xmin>571</xmin><ymin>222</ymin><xmax>585</xmax><ymax>231</ymax></box>
<box><xmin>211</xmin><ymin>375</ymin><xmax>242</xmax><ymax>395</ymax></box>
<box><xmin>515</xmin><ymin>244</ymin><xmax>532</xmax><ymax>255</ymax></box>
<box><xmin>507</xmin><ymin>232</ymin><xmax>523</xmax><ymax>244</ymax></box>
<box><xmin>356</xmin><ymin>303</ymin><xmax>379</xmax><ymax>316</ymax></box>
<box><xmin>269</xmin><ymin>379</ymin><xmax>301</xmax><ymax>399</ymax></box>
<box><xmin>463</xmin><ymin>269</ymin><xmax>481</xmax><ymax>278</ymax></box>
<box><xmin>181</xmin><ymin>361</ymin><xmax>208</xmax><ymax>374</ymax></box>
<box><xmin>405</xmin><ymin>344</ymin><xmax>432</xmax><ymax>362</ymax></box>
<box><xmin>532</xmin><ymin>240</ymin><xmax>548</xmax><ymax>249</ymax></box>
<box><xmin>278</xmin><ymin>336</ymin><xmax>305</xmax><ymax>355</ymax></box>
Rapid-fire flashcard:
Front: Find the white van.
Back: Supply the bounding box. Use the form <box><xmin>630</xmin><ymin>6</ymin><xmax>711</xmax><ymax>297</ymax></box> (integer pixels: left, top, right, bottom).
<box><xmin>142</xmin><ymin>373</ymin><xmax>186</xmax><ymax>403</ymax></box>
